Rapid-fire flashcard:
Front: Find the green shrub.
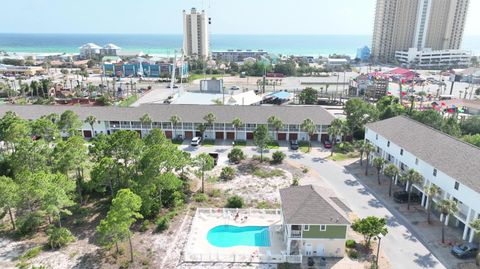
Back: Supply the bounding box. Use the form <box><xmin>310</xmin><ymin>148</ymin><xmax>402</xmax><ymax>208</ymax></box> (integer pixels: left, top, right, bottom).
<box><xmin>337</xmin><ymin>142</ymin><xmax>354</xmax><ymax>153</ymax></box>
<box><xmin>271</xmin><ymin>151</ymin><xmax>286</xmax><ymax>164</ymax></box>
<box><xmin>16</xmin><ymin>261</ymin><xmax>30</xmax><ymax>269</ymax></box>
<box><xmin>348</xmin><ymin>249</ymin><xmax>359</xmax><ymax>259</ymax></box>
<box><xmin>252</xmin><ymin>155</ymin><xmax>271</xmax><ymax>162</ymax></box>
<box><xmin>220</xmin><ymin>167</ymin><xmax>236</xmax><ymax>181</ymax></box>
<box><xmin>226</xmin><ymin>195</ymin><xmax>244</xmax><ymax>208</ymax></box>
<box><xmin>345</xmin><ymin>239</ymin><xmax>356</xmax><ymax>248</ymax></box>
<box><xmin>302</xmin><ymin>167</ymin><xmax>309</xmax><ymax>173</ymax></box>
<box><xmin>140</xmin><ymin>220</ymin><xmax>151</xmax><ymax>232</ymax></box>
<box><xmin>16</xmin><ymin>212</ymin><xmax>44</xmax><ymax>236</ymax></box>
<box><xmin>155</xmin><ymin>216</ymin><xmax>170</xmax><ymax>233</ymax></box>
<box><xmin>209</xmin><ymin>188</ymin><xmax>222</xmax><ymax>198</ymax></box>
<box><xmin>291</xmin><ymin>177</ymin><xmax>300</xmax><ymax>186</ymax></box>
<box><xmin>165</xmin><ymin>210</ymin><xmax>177</xmax><ymax>220</ymax></box>
<box><xmin>228</xmin><ymin>148</ymin><xmax>245</xmax><ymax>164</ymax></box>
<box><xmin>20</xmin><ymin>246</ymin><xmax>42</xmax><ymax>261</ymax></box>
<box><xmin>233</xmin><ymin>140</ymin><xmax>247</xmax><ymax>147</ymax></box>
<box><xmin>47</xmin><ymin>227</ymin><xmax>75</xmax><ymax>249</ymax></box>
<box><xmin>253</xmin><ymin>167</ymin><xmax>284</xmax><ymax>178</ymax></box>
<box><xmin>193</xmin><ymin>193</ymin><xmax>208</xmax><ymax>202</ymax></box>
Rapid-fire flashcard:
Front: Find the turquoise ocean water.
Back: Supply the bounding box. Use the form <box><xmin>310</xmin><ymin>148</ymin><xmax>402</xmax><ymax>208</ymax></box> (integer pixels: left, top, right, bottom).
<box><xmin>0</xmin><ymin>33</ymin><xmax>479</xmax><ymax>56</ymax></box>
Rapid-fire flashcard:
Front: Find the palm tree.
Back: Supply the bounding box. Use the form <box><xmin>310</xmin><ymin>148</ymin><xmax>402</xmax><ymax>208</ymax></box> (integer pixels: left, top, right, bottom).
<box><xmin>436</xmin><ymin>199</ymin><xmax>458</xmax><ymax>244</ymax></box>
<box><xmin>470</xmin><ymin>219</ymin><xmax>480</xmax><ymax>265</ymax></box>
<box><xmin>85</xmin><ymin>115</ymin><xmax>97</xmax><ymax>137</ymax></box>
<box><xmin>232</xmin><ymin>118</ymin><xmax>243</xmax><ymax>141</ymax></box>
<box><xmin>170</xmin><ymin>115</ymin><xmax>181</xmax><ymax>139</ymax></box>
<box><xmin>355</xmin><ymin>140</ymin><xmax>366</xmax><ymax>166</ymax></box>
<box><xmin>418</xmin><ymin>91</ymin><xmax>427</xmax><ymax>110</ymax></box>
<box><xmin>139</xmin><ymin>113</ymin><xmax>152</xmax><ymax>134</ymax></box>
<box><xmin>400</xmin><ymin>169</ymin><xmax>424</xmax><ymax>210</ymax></box>
<box><xmin>267</xmin><ymin>116</ymin><xmax>284</xmax><ymax>141</ymax></box>
<box><xmin>384</xmin><ymin>163</ymin><xmax>400</xmax><ymax>197</ymax></box>
<box><xmin>424</xmin><ymin>185</ymin><xmax>440</xmax><ymax>225</ymax></box>
<box><xmin>372</xmin><ymin>157</ymin><xmax>386</xmax><ymax>185</ymax></box>
<box><xmin>327</xmin><ymin>119</ymin><xmax>345</xmax><ymax>156</ymax></box>
<box><xmin>363</xmin><ymin>142</ymin><xmax>375</xmax><ymax>176</ymax></box>
<box><xmin>301</xmin><ymin>119</ymin><xmax>316</xmax><ymax>151</ymax></box>
<box><xmin>203</xmin><ymin>113</ymin><xmax>216</xmax><ymax>139</ymax></box>
<box><xmin>197</xmin><ymin>123</ymin><xmax>207</xmax><ymax>139</ymax></box>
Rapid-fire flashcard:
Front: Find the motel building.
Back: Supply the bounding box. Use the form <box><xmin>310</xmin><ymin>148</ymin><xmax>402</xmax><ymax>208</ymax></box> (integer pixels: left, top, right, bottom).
<box><xmin>365</xmin><ymin>116</ymin><xmax>480</xmax><ymax>243</ymax></box>
<box><xmin>0</xmin><ymin>104</ymin><xmax>335</xmax><ymax>143</ymax></box>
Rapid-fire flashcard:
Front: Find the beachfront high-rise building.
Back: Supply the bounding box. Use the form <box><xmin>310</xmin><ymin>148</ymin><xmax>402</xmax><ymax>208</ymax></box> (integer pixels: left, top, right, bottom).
<box><xmin>183</xmin><ymin>8</ymin><xmax>210</xmax><ymax>59</ymax></box>
<box><xmin>372</xmin><ymin>0</ymin><xmax>470</xmax><ymax>63</ymax></box>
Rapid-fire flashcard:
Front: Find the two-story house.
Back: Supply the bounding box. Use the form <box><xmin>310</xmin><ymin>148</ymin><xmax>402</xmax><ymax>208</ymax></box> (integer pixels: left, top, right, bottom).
<box><xmin>279</xmin><ymin>185</ymin><xmax>350</xmax><ymax>258</ymax></box>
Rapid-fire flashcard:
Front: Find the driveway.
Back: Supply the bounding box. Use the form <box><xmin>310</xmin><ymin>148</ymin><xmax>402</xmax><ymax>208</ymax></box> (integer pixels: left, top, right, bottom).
<box><xmin>180</xmin><ymin>143</ymin><xmax>446</xmax><ymax>269</ymax></box>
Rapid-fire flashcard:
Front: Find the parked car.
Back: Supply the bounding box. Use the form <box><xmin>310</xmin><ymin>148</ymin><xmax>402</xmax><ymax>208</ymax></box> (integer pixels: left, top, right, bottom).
<box><xmin>323</xmin><ymin>140</ymin><xmax>332</xmax><ymax>149</ymax></box>
<box><xmin>393</xmin><ymin>191</ymin><xmax>421</xmax><ymax>204</ymax></box>
<box><xmin>451</xmin><ymin>243</ymin><xmax>479</xmax><ymax>259</ymax></box>
<box><xmin>190</xmin><ymin>137</ymin><xmax>202</xmax><ymax>146</ymax></box>
<box><xmin>231</xmin><ymin>85</ymin><xmax>240</xmax><ymax>90</ymax></box>
<box><xmin>208</xmin><ymin>152</ymin><xmax>219</xmax><ymax>166</ymax></box>
<box><xmin>290</xmin><ymin>140</ymin><xmax>299</xmax><ymax>150</ymax></box>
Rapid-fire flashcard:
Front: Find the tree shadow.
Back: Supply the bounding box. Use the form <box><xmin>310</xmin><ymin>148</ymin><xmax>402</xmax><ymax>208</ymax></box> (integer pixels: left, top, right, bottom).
<box><xmin>344</xmin><ymin>179</ymin><xmax>359</xmax><ymax>186</ymax></box>
<box><xmin>289</xmin><ymin>153</ymin><xmax>304</xmax><ymax>160</ymax></box>
<box><xmin>357</xmin><ymin>188</ymin><xmax>370</xmax><ymax>196</ymax></box>
<box><xmin>403</xmin><ymin>230</ymin><xmax>418</xmax><ymax>242</ymax></box>
<box><xmin>311</xmin><ymin>157</ymin><xmax>326</xmax><ymax>163</ymax></box>
<box><xmin>413</xmin><ymin>253</ymin><xmax>438</xmax><ymax>268</ymax></box>
<box><xmin>0</xmin><ymin>240</ymin><xmax>35</xmax><ymax>262</ymax></box>
<box><xmin>71</xmin><ymin>249</ymin><xmax>103</xmax><ymax>269</ymax></box>
<box><xmin>214</xmin><ymin>148</ymin><xmax>228</xmax><ymax>153</ymax></box>
<box><xmin>384</xmin><ymin>215</ymin><xmax>400</xmax><ymax>227</ymax></box>
<box><xmin>368</xmin><ymin>198</ymin><xmax>384</xmax><ymax>209</ymax></box>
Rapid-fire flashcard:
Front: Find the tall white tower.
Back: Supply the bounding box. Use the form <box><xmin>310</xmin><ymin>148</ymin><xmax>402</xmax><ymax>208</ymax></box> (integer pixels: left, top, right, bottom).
<box><xmin>183</xmin><ymin>8</ymin><xmax>210</xmax><ymax>59</ymax></box>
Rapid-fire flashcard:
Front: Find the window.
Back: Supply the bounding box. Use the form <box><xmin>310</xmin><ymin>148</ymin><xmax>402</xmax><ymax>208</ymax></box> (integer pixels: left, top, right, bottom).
<box><xmin>320</xmin><ymin>225</ymin><xmax>326</xmax><ymax>231</ymax></box>
<box><xmin>400</xmin><ymin>149</ymin><xmax>404</xmax><ymax>155</ymax></box>
<box><xmin>415</xmin><ymin>158</ymin><xmax>419</xmax><ymax>165</ymax></box>
<box><xmin>400</xmin><ymin>163</ymin><xmax>405</xmax><ymax>171</ymax></box>
<box><xmin>376</xmin><ymin>134</ymin><xmax>378</xmax><ymax>140</ymax></box>
<box><xmin>377</xmin><ymin>147</ymin><xmax>380</xmax><ymax>153</ymax></box>
<box><xmin>387</xmin><ymin>141</ymin><xmax>390</xmax><ymax>147</ymax></box>
<box><xmin>303</xmin><ymin>225</ymin><xmax>309</xmax><ymax>231</ymax></box>
<box><xmin>454</xmin><ymin>182</ymin><xmax>460</xmax><ymax>190</ymax></box>
<box><xmin>433</xmin><ymin>169</ymin><xmax>437</xmax><ymax>176</ymax></box>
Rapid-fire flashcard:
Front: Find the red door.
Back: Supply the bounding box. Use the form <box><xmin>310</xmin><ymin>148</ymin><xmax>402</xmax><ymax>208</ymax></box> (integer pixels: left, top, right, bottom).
<box><xmin>226</xmin><ymin>132</ymin><xmax>235</xmax><ymax>140</ymax></box>
<box><xmin>289</xmin><ymin>133</ymin><xmax>298</xmax><ymax>141</ymax></box>
<box><xmin>246</xmin><ymin>132</ymin><xmax>254</xmax><ymax>140</ymax></box>
<box><xmin>321</xmin><ymin>134</ymin><xmax>329</xmax><ymax>142</ymax></box>
<box><xmin>165</xmin><ymin>131</ymin><xmax>173</xmax><ymax>139</ymax></box>
<box><xmin>185</xmin><ymin>131</ymin><xmax>193</xmax><ymax>139</ymax></box>
<box><xmin>216</xmin><ymin>132</ymin><xmax>224</xmax><ymax>140</ymax></box>
<box><xmin>83</xmin><ymin>130</ymin><xmax>92</xmax><ymax>138</ymax></box>
<box><xmin>311</xmin><ymin>134</ymin><xmax>319</xmax><ymax>141</ymax></box>
<box><xmin>277</xmin><ymin>133</ymin><xmax>287</xmax><ymax>141</ymax></box>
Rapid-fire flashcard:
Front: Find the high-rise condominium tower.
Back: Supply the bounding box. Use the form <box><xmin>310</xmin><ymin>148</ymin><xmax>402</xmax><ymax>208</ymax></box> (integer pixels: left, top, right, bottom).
<box><xmin>372</xmin><ymin>0</ymin><xmax>469</xmax><ymax>62</ymax></box>
<box><xmin>183</xmin><ymin>8</ymin><xmax>209</xmax><ymax>59</ymax></box>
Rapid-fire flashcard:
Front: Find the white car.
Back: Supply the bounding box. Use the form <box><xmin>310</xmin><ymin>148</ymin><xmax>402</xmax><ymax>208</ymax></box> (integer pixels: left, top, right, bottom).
<box><xmin>231</xmin><ymin>86</ymin><xmax>240</xmax><ymax>90</ymax></box>
<box><xmin>191</xmin><ymin>137</ymin><xmax>202</xmax><ymax>146</ymax></box>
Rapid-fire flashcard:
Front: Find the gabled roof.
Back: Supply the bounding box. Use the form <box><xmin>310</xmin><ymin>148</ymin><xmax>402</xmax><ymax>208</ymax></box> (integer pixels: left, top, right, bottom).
<box><xmin>79</xmin><ymin>43</ymin><xmax>101</xmax><ymax>50</ymax></box>
<box><xmin>103</xmin><ymin>43</ymin><xmax>121</xmax><ymax>50</ymax></box>
<box><xmin>366</xmin><ymin>116</ymin><xmax>480</xmax><ymax>193</ymax></box>
<box><xmin>280</xmin><ymin>185</ymin><xmax>350</xmax><ymax>225</ymax></box>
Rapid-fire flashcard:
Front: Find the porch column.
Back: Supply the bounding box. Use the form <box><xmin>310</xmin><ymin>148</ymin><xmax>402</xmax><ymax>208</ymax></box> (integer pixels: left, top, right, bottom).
<box><xmin>287</xmin><ymin>238</ymin><xmax>291</xmax><ymax>255</ymax></box>
<box><xmin>462</xmin><ymin>209</ymin><xmax>473</xmax><ymax>240</ymax></box>
<box><xmin>469</xmin><ymin>228</ymin><xmax>476</xmax><ymax>243</ymax></box>
<box><xmin>444</xmin><ymin>214</ymin><xmax>450</xmax><ymax>226</ymax></box>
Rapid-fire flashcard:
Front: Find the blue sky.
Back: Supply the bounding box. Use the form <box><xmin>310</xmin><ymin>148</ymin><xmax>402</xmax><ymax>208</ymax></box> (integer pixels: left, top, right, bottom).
<box><xmin>1</xmin><ymin>0</ymin><xmax>479</xmax><ymax>35</ymax></box>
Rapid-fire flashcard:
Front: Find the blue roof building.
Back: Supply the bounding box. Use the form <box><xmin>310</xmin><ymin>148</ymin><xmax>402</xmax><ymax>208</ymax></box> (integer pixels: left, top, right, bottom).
<box><xmin>356</xmin><ymin>46</ymin><xmax>371</xmax><ymax>62</ymax></box>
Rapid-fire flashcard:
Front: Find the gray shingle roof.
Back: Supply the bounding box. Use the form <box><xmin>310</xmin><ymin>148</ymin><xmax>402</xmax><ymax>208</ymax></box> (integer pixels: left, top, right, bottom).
<box><xmin>0</xmin><ymin>104</ymin><xmax>335</xmax><ymax>125</ymax></box>
<box><xmin>366</xmin><ymin>116</ymin><xmax>480</xmax><ymax>193</ymax></box>
<box><xmin>279</xmin><ymin>185</ymin><xmax>350</xmax><ymax>225</ymax></box>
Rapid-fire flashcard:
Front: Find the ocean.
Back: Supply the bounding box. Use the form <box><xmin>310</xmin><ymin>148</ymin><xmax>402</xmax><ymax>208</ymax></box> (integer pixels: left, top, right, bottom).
<box><xmin>0</xmin><ymin>33</ymin><xmax>479</xmax><ymax>57</ymax></box>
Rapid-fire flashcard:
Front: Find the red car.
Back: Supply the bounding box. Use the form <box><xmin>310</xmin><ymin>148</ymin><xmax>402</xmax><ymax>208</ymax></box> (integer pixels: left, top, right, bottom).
<box><xmin>323</xmin><ymin>140</ymin><xmax>332</xmax><ymax>148</ymax></box>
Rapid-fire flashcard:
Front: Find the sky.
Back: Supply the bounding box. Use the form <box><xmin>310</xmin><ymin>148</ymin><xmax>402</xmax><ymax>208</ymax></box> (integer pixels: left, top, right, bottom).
<box><xmin>0</xmin><ymin>0</ymin><xmax>479</xmax><ymax>35</ymax></box>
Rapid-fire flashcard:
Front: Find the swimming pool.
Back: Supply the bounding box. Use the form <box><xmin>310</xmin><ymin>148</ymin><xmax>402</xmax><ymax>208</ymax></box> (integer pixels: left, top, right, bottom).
<box><xmin>207</xmin><ymin>225</ymin><xmax>271</xmax><ymax>247</ymax></box>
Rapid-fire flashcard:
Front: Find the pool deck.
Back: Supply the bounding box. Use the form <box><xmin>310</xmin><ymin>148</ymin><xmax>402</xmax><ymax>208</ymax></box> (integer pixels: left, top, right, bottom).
<box><xmin>184</xmin><ymin>208</ymin><xmax>297</xmax><ymax>263</ymax></box>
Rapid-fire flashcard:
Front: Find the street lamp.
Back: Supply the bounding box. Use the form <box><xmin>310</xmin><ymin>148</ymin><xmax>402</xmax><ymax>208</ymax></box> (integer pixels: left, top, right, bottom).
<box><xmin>374</xmin><ymin>234</ymin><xmax>384</xmax><ymax>268</ymax></box>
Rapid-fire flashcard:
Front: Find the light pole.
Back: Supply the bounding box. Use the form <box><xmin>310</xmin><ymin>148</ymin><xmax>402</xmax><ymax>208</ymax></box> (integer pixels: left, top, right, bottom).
<box><xmin>375</xmin><ymin>234</ymin><xmax>383</xmax><ymax>268</ymax></box>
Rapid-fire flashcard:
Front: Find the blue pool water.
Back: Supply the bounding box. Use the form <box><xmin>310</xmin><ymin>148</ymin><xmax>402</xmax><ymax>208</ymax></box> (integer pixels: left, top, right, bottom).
<box><xmin>207</xmin><ymin>225</ymin><xmax>271</xmax><ymax>248</ymax></box>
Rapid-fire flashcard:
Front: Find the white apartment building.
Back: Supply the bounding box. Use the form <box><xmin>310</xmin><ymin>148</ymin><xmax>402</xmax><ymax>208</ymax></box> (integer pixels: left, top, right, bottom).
<box><xmin>183</xmin><ymin>8</ymin><xmax>209</xmax><ymax>59</ymax></box>
<box><xmin>365</xmin><ymin>116</ymin><xmax>480</xmax><ymax>243</ymax></box>
<box><xmin>395</xmin><ymin>48</ymin><xmax>472</xmax><ymax>68</ymax></box>
<box><xmin>372</xmin><ymin>0</ymin><xmax>470</xmax><ymax>62</ymax></box>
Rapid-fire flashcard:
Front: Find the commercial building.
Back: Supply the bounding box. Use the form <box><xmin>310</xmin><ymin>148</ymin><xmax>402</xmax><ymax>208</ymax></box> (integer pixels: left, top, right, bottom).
<box><xmin>395</xmin><ymin>48</ymin><xmax>472</xmax><ymax>69</ymax></box>
<box><xmin>0</xmin><ymin>104</ymin><xmax>334</xmax><ymax>142</ymax></box>
<box><xmin>280</xmin><ymin>185</ymin><xmax>349</xmax><ymax>258</ymax></box>
<box><xmin>100</xmin><ymin>44</ymin><xmax>121</xmax><ymax>56</ymax></box>
<box><xmin>211</xmin><ymin>50</ymin><xmax>268</xmax><ymax>62</ymax></box>
<box><xmin>372</xmin><ymin>0</ymin><xmax>470</xmax><ymax>62</ymax></box>
<box><xmin>183</xmin><ymin>8</ymin><xmax>209</xmax><ymax>59</ymax></box>
<box><xmin>365</xmin><ymin>116</ymin><xmax>480</xmax><ymax>243</ymax></box>
<box><xmin>0</xmin><ymin>64</ymin><xmax>44</xmax><ymax>76</ymax></box>
<box><xmin>103</xmin><ymin>62</ymin><xmax>188</xmax><ymax>78</ymax></box>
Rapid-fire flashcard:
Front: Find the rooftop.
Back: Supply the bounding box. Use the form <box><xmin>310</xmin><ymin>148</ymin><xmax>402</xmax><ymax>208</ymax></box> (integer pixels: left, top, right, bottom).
<box><xmin>0</xmin><ymin>104</ymin><xmax>335</xmax><ymax>125</ymax></box>
<box><xmin>366</xmin><ymin>116</ymin><xmax>480</xmax><ymax>193</ymax></box>
<box><xmin>279</xmin><ymin>185</ymin><xmax>349</xmax><ymax>225</ymax></box>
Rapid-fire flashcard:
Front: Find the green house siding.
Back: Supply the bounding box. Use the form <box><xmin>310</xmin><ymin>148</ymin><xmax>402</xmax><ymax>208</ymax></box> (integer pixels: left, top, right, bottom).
<box><xmin>302</xmin><ymin>225</ymin><xmax>347</xmax><ymax>239</ymax></box>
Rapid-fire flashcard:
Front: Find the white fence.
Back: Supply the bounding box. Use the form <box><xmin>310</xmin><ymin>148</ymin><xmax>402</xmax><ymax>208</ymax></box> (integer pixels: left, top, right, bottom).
<box><xmin>183</xmin><ymin>208</ymin><xmax>302</xmax><ymax>264</ymax></box>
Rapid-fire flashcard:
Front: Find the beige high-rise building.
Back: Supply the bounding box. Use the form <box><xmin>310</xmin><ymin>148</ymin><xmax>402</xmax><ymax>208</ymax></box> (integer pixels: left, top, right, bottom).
<box><xmin>372</xmin><ymin>0</ymin><xmax>469</xmax><ymax>62</ymax></box>
<box><xmin>183</xmin><ymin>8</ymin><xmax>210</xmax><ymax>59</ymax></box>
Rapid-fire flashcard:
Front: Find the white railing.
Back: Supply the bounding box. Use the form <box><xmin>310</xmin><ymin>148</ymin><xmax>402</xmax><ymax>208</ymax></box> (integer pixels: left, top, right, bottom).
<box><xmin>196</xmin><ymin>208</ymin><xmax>282</xmax><ymax>216</ymax></box>
<box><xmin>184</xmin><ymin>252</ymin><xmax>302</xmax><ymax>264</ymax></box>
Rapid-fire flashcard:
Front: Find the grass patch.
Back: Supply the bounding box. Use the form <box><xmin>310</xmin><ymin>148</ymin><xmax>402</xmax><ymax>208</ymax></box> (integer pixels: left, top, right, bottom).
<box><xmin>188</xmin><ymin>74</ymin><xmax>225</xmax><ymax>82</ymax></box>
<box><xmin>118</xmin><ymin>94</ymin><xmax>138</xmax><ymax>107</ymax></box>
<box><xmin>202</xmin><ymin>139</ymin><xmax>215</xmax><ymax>147</ymax></box>
<box><xmin>207</xmin><ymin>175</ymin><xmax>219</xmax><ymax>183</ymax></box>
<box><xmin>20</xmin><ymin>246</ymin><xmax>43</xmax><ymax>262</ymax></box>
<box><xmin>328</xmin><ymin>152</ymin><xmax>360</xmax><ymax>161</ymax></box>
<box><xmin>253</xmin><ymin>167</ymin><xmax>285</xmax><ymax>178</ymax></box>
<box><xmin>298</xmin><ymin>141</ymin><xmax>311</xmax><ymax>153</ymax></box>
<box><xmin>267</xmin><ymin>141</ymin><xmax>280</xmax><ymax>149</ymax></box>
<box><xmin>233</xmin><ymin>140</ymin><xmax>247</xmax><ymax>147</ymax></box>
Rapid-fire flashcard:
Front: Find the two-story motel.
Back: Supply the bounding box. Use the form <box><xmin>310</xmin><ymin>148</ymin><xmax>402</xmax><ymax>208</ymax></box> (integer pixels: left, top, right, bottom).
<box><xmin>0</xmin><ymin>104</ymin><xmax>335</xmax><ymax>142</ymax></box>
<box><xmin>365</xmin><ymin>116</ymin><xmax>480</xmax><ymax>242</ymax></box>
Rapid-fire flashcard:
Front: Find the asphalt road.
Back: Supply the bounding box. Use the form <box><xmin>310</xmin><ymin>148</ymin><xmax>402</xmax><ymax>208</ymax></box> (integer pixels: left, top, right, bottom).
<box><xmin>180</xmin><ymin>143</ymin><xmax>446</xmax><ymax>269</ymax></box>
